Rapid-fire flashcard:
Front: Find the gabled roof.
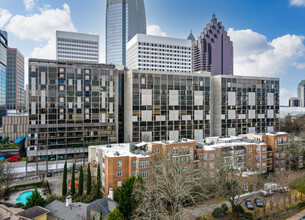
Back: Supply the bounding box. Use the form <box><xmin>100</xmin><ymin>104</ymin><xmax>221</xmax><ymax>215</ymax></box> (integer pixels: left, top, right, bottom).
<box><xmin>17</xmin><ymin>206</ymin><xmax>50</xmax><ymax>219</ymax></box>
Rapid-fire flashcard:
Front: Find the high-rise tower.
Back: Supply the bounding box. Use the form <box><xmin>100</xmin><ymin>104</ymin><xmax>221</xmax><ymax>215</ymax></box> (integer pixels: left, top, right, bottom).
<box><xmin>193</xmin><ymin>14</ymin><xmax>233</xmax><ymax>75</ymax></box>
<box><xmin>106</xmin><ymin>0</ymin><xmax>146</xmax><ymax>66</ymax></box>
<box><xmin>0</xmin><ymin>30</ymin><xmax>8</xmax><ymax>127</ymax></box>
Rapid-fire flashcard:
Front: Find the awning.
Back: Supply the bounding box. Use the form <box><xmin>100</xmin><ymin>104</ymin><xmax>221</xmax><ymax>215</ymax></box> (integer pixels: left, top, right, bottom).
<box><xmin>0</xmin><ymin>137</ymin><xmax>9</xmax><ymax>142</ymax></box>
<box><xmin>14</xmin><ymin>137</ymin><xmax>27</xmax><ymax>144</ymax></box>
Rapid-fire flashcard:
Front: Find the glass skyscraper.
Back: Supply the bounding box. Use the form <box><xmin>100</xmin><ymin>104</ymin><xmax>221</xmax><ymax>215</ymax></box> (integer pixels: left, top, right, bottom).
<box><xmin>106</xmin><ymin>0</ymin><xmax>146</xmax><ymax>66</ymax></box>
<box><xmin>0</xmin><ymin>30</ymin><xmax>8</xmax><ymax>127</ymax></box>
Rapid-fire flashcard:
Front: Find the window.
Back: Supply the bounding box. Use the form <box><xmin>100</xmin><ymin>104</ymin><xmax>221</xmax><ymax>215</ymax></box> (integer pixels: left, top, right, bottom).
<box><xmin>155</xmin><ymin>147</ymin><xmax>161</xmax><ymax>154</ymax></box>
<box><xmin>140</xmin><ymin>171</ymin><xmax>149</xmax><ymax>179</ymax></box>
<box><xmin>132</xmin><ymin>170</ymin><xmax>138</xmax><ymax>176</ymax></box>
<box><xmin>140</xmin><ymin>161</ymin><xmax>149</xmax><ymax>169</ymax></box>
<box><xmin>102</xmin><ymin>158</ymin><xmax>105</xmax><ymax>164</ymax></box>
<box><xmin>248</xmin><ymin>155</ymin><xmax>252</xmax><ymax>160</ymax></box>
<box><xmin>256</xmin><ymin>147</ymin><xmax>260</xmax><ymax>153</ymax></box>
<box><xmin>203</xmin><ymin>153</ymin><xmax>207</xmax><ymax>160</ymax></box>
<box><xmin>262</xmin><ymin>147</ymin><xmax>266</xmax><ymax>153</ymax></box>
<box><xmin>117</xmin><ymin>160</ymin><xmax>122</xmax><ymax>167</ymax></box>
<box><xmin>117</xmin><ymin>181</ymin><xmax>122</xmax><ymax>187</ymax></box>
<box><xmin>210</xmin><ymin>153</ymin><xmax>215</xmax><ymax>160</ymax></box>
<box><xmin>242</xmin><ymin>182</ymin><xmax>248</xmax><ymax>191</ymax></box>
<box><xmin>167</xmin><ymin>149</ymin><xmax>171</xmax><ymax>160</ymax></box>
<box><xmin>210</xmin><ymin>162</ymin><xmax>214</xmax><ymax>169</ymax></box>
<box><xmin>262</xmin><ymin>155</ymin><xmax>266</xmax><ymax>161</ymax></box>
<box><xmin>248</xmin><ymin>147</ymin><xmax>252</xmax><ymax>152</ymax></box>
<box><xmin>197</xmin><ymin>153</ymin><xmax>202</xmax><ymax>159</ymax></box>
<box><xmin>132</xmin><ymin>160</ymin><xmax>136</xmax><ymax>167</ymax></box>
<box><xmin>117</xmin><ymin>170</ymin><xmax>122</xmax><ymax>177</ymax></box>
<box><xmin>255</xmin><ymin>155</ymin><xmax>260</xmax><ymax>161</ymax></box>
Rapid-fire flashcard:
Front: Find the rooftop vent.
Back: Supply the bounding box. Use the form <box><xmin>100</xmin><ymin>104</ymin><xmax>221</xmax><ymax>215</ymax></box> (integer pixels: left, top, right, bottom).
<box><xmin>114</xmin><ymin>151</ymin><xmax>120</xmax><ymax>156</ymax></box>
<box><xmin>106</xmin><ymin>144</ymin><xmax>112</xmax><ymax>148</ymax></box>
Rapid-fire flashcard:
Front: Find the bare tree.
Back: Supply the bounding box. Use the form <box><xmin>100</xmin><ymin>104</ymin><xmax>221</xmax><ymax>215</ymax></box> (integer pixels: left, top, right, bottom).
<box><xmin>0</xmin><ymin>162</ymin><xmax>15</xmax><ymax>189</ymax></box>
<box><xmin>132</xmin><ymin>155</ymin><xmax>207</xmax><ymax>220</ymax></box>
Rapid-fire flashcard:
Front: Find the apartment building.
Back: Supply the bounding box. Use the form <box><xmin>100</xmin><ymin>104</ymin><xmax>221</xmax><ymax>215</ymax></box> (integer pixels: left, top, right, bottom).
<box><xmin>212</xmin><ymin>75</ymin><xmax>280</xmax><ymax>136</ymax></box>
<box><xmin>124</xmin><ymin>69</ymin><xmax>212</xmax><ymax>142</ymax></box>
<box><xmin>27</xmin><ymin>59</ymin><xmax>121</xmax><ymax>165</ymax></box>
<box><xmin>7</xmin><ymin>48</ymin><xmax>25</xmax><ymax>112</ymax></box>
<box><xmin>56</xmin><ymin>31</ymin><xmax>99</xmax><ymax>63</ymax></box>
<box><xmin>88</xmin><ymin>139</ymin><xmax>196</xmax><ymax>195</ymax></box>
<box><xmin>126</xmin><ymin>34</ymin><xmax>192</xmax><ymax>73</ymax></box>
<box><xmin>2</xmin><ymin>113</ymin><xmax>28</xmax><ymax>142</ymax></box>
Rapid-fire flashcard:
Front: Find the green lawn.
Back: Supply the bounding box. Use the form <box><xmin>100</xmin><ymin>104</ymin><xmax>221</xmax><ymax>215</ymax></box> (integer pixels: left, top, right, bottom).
<box><xmin>291</xmin><ymin>176</ymin><xmax>305</xmax><ymax>194</ymax></box>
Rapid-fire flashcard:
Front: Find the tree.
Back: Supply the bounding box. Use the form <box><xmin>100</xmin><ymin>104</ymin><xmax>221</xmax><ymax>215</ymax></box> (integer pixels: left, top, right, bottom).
<box><xmin>71</xmin><ymin>163</ymin><xmax>75</xmax><ymax>196</ymax></box>
<box><xmin>108</xmin><ymin>208</ymin><xmax>124</xmax><ymax>220</ymax></box>
<box><xmin>95</xmin><ymin>164</ymin><xmax>101</xmax><ymax>198</ymax></box>
<box><xmin>133</xmin><ymin>155</ymin><xmax>206</xmax><ymax>220</ymax></box>
<box><xmin>0</xmin><ymin>162</ymin><xmax>15</xmax><ymax>189</ymax></box>
<box><xmin>62</xmin><ymin>161</ymin><xmax>67</xmax><ymax>197</ymax></box>
<box><xmin>78</xmin><ymin>165</ymin><xmax>84</xmax><ymax>196</ymax></box>
<box><xmin>25</xmin><ymin>187</ymin><xmax>46</xmax><ymax>209</ymax></box>
<box><xmin>212</xmin><ymin>207</ymin><xmax>226</xmax><ymax>219</ymax></box>
<box><xmin>117</xmin><ymin>176</ymin><xmax>143</xmax><ymax>219</ymax></box>
<box><xmin>87</xmin><ymin>164</ymin><xmax>91</xmax><ymax>194</ymax></box>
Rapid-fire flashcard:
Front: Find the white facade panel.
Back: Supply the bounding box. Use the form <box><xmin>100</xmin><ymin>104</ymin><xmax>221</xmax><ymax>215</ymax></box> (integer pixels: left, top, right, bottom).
<box><xmin>194</xmin><ymin>130</ymin><xmax>204</xmax><ymax>141</ymax></box>
<box><xmin>228</xmin><ymin>128</ymin><xmax>236</xmax><ymax>136</ymax></box>
<box><xmin>156</xmin><ymin>115</ymin><xmax>166</xmax><ymax>121</ymax></box>
<box><xmin>142</xmin><ymin>89</ymin><xmax>152</xmax><ymax>105</ymax></box>
<box><xmin>228</xmin><ymin>110</ymin><xmax>236</xmax><ymax>119</ymax></box>
<box><xmin>248</xmin><ymin>110</ymin><xmax>256</xmax><ymax>119</ymax></box>
<box><xmin>228</xmin><ymin>92</ymin><xmax>236</xmax><ymax>106</ymax></box>
<box><xmin>248</xmin><ymin>92</ymin><xmax>255</xmax><ymax>106</ymax></box>
<box><xmin>194</xmin><ymin>91</ymin><xmax>203</xmax><ymax>105</ymax></box>
<box><xmin>267</xmin><ymin>93</ymin><xmax>274</xmax><ymax>105</ymax></box>
<box><xmin>169</xmin><ymin>90</ymin><xmax>179</xmax><ymax>106</ymax></box>
<box><xmin>169</xmin><ymin>110</ymin><xmax>179</xmax><ymax>121</ymax></box>
<box><xmin>141</xmin><ymin>111</ymin><xmax>152</xmax><ymax>121</ymax></box>
<box><xmin>267</xmin><ymin>110</ymin><xmax>274</xmax><ymax>118</ymax></box>
<box><xmin>169</xmin><ymin>130</ymin><xmax>179</xmax><ymax>141</ymax></box>
<box><xmin>194</xmin><ymin>110</ymin><xmax>203</xmax><ymax>120</ymax></box>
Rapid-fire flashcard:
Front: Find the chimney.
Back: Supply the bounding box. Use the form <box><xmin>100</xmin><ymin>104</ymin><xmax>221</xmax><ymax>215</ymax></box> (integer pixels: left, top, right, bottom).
<box><xmin>66</xmin><ymin>195</ymin><xmax>72</xmax><ymax>207</ymax></box>
<box><xmin>108</xmin><ymin>188</ymin><xmax>114</xmax><ymax>200</ymax></box>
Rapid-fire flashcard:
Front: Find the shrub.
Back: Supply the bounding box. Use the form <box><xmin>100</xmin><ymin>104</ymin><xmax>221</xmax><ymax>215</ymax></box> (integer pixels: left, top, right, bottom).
<box><xmin>14</xmin><ymin>202</ymin><xmax>25</xmax><ymax>208</ymax></box>
<box><xmin>297</xmin><ymin>201</ymin><xmax>305</xmax><ymax>209</ymax></box>
<box><xmin>240</xmin><ymin>212</ymin><xmax>253</xmax><ymax>220</ymax></box>
<box><xmin>221</xmin><ymin>203</ymin><xmax>228</xmax><ymax>212</ymax></box>
<box><xmin>46</xmin><ymin>194</ymin><xmax>61</xmax><ymax>205</ymax></box>
<box><xmin>25</xmin><ymin>187</ymin><xmax>46</xmax><ymax>209</ymax></box>
<box><xmin>233</xmin><ymin>204</ymin><xmax>244</xmax><ymax>214</ymax></box>
<box><xmin>212</xmin><ymin>207</ymin><xmax>226</xmax><ymax>219</ymax></box>
<box><xmin>108</xmin><ymin>208</ymin><xmax>124</xmax><ymax>220</ymax></box>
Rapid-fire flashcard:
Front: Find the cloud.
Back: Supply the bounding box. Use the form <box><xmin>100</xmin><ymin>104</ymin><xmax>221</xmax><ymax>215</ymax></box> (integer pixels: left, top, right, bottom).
<box><xmin>289</xmin><ymin>0</ymin><xmax>305</xmax><ymax>7</ymax></box>
<box><xmin>280</xmin><ymin>88</ymin><xmax>297</xmax><ymax>106</ymax></box>
<box><xmin>23</xmin><ymin>0</ymin><xmax>36</xmax><ymax>12</ymax></box>
<box><xmin>293</xmin><ymin>62</ymin><xmax>305</xmax><ymax>69</ymax></box>
<box><xmin>31</xmin><ymin>38</ymin><xmax>56</xmax><ymax>59</ymax></box>
<box><xmin>0</xmin><ymin>8</ymin><xmax>12</xmax><ymax>28</ymax></box>
<box><xmin>147</xmin><ymin>25</ymin><xmax>167</xmax><ymax>37</ymax></box>
<box><xmin>6</xmin><ymin>3</ymin><xmax>76</xmax><ymax>41</ymax></box>
<box><xmin>227</xmin><ymin>28</ymin><xmax>305</xmax><ymax>77</ymax></box>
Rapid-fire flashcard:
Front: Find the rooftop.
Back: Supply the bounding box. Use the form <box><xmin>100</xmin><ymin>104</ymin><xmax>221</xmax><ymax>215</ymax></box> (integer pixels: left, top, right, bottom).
<box><xmin>17</xmin><ymin>206</ymin><xmax>50</xmax><ymax>219</ymax></box>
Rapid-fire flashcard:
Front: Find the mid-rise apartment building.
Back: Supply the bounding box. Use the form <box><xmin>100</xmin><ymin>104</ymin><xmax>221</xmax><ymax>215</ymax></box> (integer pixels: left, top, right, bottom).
<box><xmin>89</xmin><ymin>132</ymin><xmax>295</xmax><ymax>195</ymax></box>
<box><xmin>27</xmin><ymin>59</ymin><xmax>122</xmax><ymax>164</ymax></box>
<box><xmin>289</xmin><ymin>97</ymin><xmax>302</xmax><ymax>107</ymax></box>
<box><xmin>0</xmin><ymin>30</ymin><xmax>8</xmax><ymax>127</ymax></box>
<box><xmin>124</xmin><ymin>69</ymin><xmax>212</xmax><ymax>142</ymax></box>
<box><xmin>89</xmin><ymin>139</ymin><xmax>196</xmax><ymax>195</ymax></box>
<box><xmin>56</xmin><ymin>31</ymin><xmax>99</xmax><ymax>63</ymax></box>
<box><xmin>193</xmin><ymin>14</ymin><xmax>233</xmax><ymax>75</ymax></box>
<box><xmin>126</xmin><ymin>34</ymin><xmax>192</xmax><ymax>73</ymax></box>
<box><xmin>212</xmin><ymin>75</ymin><xmax>280</xmax><ymax>136</ymax></box>
<box><xmin>2</xmin><ymin>113</ymin><xmax>28</xmax><ymax>142</ymax></box>
<box><xmin>7</xmin><ymin>48</ymin><xmax>25</xmax><ymax>111</ymax></box>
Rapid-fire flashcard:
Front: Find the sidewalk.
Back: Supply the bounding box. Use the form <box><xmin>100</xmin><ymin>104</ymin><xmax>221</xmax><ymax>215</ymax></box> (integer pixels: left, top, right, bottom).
<box><xmin>287</xmin><ymin>208</ymin><xmax>305</xmax><ymax>220</ymax></box>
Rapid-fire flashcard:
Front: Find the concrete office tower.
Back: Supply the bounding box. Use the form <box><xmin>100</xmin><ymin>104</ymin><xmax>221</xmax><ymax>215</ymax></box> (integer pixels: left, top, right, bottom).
<box><xmin>56</xmin><ymin>31</ymin><xmax>99</xmax><ymax>63</ymax></box>
<box><xmin>126</xmin><ymin>34</ymin><xmax>192</xmax><ymax>73</ymax></box>
<box><xmin>106</xmin><ymin>0</ymin><xmax>146</xmax><ymax>66</ymax></box>
<box><xmin>212</xmin><ymin>75</ymin><xmax>280</xmax><ymax>136</ymax></box>
<box><xmin>0</xmin><ymin>30</ymin><xmax>8</xmax><ymax>127</ymax></box>
<box><xmin>27</xmin><ymin>59</ymin><xmax>121</xmax><ymax>166</ymax></box>
<box><xmin>7</xmin><ymin>48</ymin><xmax>25</xmax><ymax>112</ymax></box>
<box><xmin>297</xmin><ymin>80</ymin><xmax>305</xmax><ymax>107</ymax></box>
<box><xmin>193</xmin><ymin>14</ymin><xmax>233</xmax><ymax>75</ymax></box>
<box><xmin>124</xmin><ymin>70</ymin><xmax>211</xmax><ymax>142</ymax></box>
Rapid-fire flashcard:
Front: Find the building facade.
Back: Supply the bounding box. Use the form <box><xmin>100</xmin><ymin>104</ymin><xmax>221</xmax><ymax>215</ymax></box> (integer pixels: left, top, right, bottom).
<box><xmin>89</xmin><ymin>132</ymin><xmax>294</xmax><ymax>196</ymax></box>
<box><xmin>0</xmin><ymin>30</ymin><xmax>8</xmax><ymax>127</ymax></box>
<box><xmin>212</xmin><ymin>75</ymin><xmax>280</xmax><ymax>136</ymax></box>
<box><xmin>193</xmin><ymin>14</ymin><xmax>233</xmax><ymax>76</ymax></box>
<box><xmin>2</xmin><ymin>113</ymin><xmax>28</xmax><ymax>142</ymax></box>
<box><xmin>7</xmin><ymin>48</ymin><xmax>25</xmax><ymax>112</ymax></box>
<box><xmin>289</xmin><ymin>97</ymin><xmax>302</xmax><ymax>107</ymax></box>
<box><xmin>56</xmin><ymin>31</ymin><xmax>99</xmax><ymax>63</ymax></box>
<box><xmin>124</xmin><ymin>69</ymin><xmax>212</xmax><ymax>142</ymax></box>
<box><xmin>126</xmin><ymin>34</ymin><xmax>192</xmax><ymax>73</ymax></box>
<box><xmin>106</xmin><ymin>0</ymin><xmax>146</xmax><ymax>66</ymax></box>
<box><xmin>298</xmin><ymin>80</ymin><xmax>305</xmax><ymax>107</ymax></box>
<box><xmin>27</xmin><ymin>59</ymin><xmax>121</xmax><ymax>164</ymax></box>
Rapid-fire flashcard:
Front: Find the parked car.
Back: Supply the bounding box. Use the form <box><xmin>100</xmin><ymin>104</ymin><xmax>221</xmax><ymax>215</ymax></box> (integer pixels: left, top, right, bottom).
<box><xmin>254</xmin><ymin>198</ymin><xmax>263</xmax><ymax>207</ymax></box>
<box><xmin>245</xmin><ymin>200</ymin><xmax>254</xmax><ymax>210</ymax></box>
<box><xmin>47</xmin><ymin>172</ymin><xmax>53</xmax><ymax>177</ymax></box>
<box><xmin>300</xmin><ymin>217</ymin><xmax>305</xmax><ymax>220</ymax></box>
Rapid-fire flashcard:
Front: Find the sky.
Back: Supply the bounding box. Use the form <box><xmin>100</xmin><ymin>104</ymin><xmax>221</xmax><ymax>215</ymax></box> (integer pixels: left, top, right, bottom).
<box><xmin>1</xmin><ymin>0</ymin><xmax>305</xmax><ymax>105</ymax></box>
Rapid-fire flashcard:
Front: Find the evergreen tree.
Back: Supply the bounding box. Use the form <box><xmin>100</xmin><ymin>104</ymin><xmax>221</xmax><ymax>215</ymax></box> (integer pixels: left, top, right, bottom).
<box><xmin>95</xmin><ymin>164</ymin><xmax>101</xmax><ymax>198</ymax></box>
<box><xmin>108</xmin><ymin>208</ymin><xmax>124</xmax><ymax>220</ymax></box>
<box><xmin>78</xmin><ymin>165</ymin><xmax>84</xmax><ymax>195</ymax></box>
<box><xmin>87</xmin><ymin>164</ymin><xmax>91</xmax><ymax>194</ymax></box>
<box><xmin>71</xmin><ymin>163</ymin><xmax>75</xmax><ymax>196</ymax></box>
<box><xmin>117</xmin><ymin>176</ymin><xmax>143</xmax><ymax>219</ymax></box>
<box><xmin>62</xmin><ymin>161</ymin><xmax>67</xmax><ymax>197</ymax></box>
<box><xmin>25</xmin><ymin>187</ymin><xmax>46</xmax><ymax>209</ymax></box>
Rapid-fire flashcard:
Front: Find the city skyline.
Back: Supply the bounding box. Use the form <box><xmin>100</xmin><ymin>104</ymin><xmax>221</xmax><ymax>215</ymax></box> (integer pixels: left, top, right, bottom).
<box><xmin>0</xmin><ymin>0</ymin><xmax>305</xmax><ymax>105</ymax></box>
